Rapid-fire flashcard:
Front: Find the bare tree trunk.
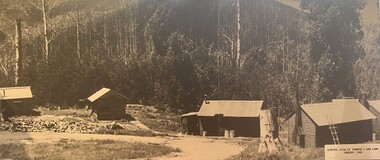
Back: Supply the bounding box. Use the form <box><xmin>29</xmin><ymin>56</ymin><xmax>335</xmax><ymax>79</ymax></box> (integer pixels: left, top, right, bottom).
<box><xmin>76</xmin><ymin>0</ymin><xmax>81</xmax><ymax>62</ymax></box>
<box><xmin>42</xmin><ymin>0</ymin><xmax>49</xmax><ymax>61</ymax></box>
<box><xmin>236</xmin><ymin>0</ymin><xmax>241</xmax><ymax>67</ymax></box>
<box><xmin>103</xmin><ymin>21</ymin><xmax>108</xmax><ymax>57</ymax></box>
<box><xmin>15</xmin><ymin>18</ymin><xmax>22</xmax><ymax>86</ymax></box>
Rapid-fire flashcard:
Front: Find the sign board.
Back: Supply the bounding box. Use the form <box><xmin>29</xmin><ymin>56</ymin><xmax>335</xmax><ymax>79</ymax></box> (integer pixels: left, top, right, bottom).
<box><xmin>325</xmin><ymin>144</ymin><xmax>380</xmax><ymax>160</ymax></box>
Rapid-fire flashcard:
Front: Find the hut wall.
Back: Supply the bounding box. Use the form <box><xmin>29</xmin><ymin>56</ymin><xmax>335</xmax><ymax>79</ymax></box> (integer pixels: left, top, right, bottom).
<box><xmin>315</xmin><ymin>120</ymin><xmax>372</xmax><ymax>147</ymax></box>
<box><xmin>94</xmin><ymin>96</ymin><xmax>125</xmax><ymax>120</ymax></box>
<box><xmin>1</xmin><ymin>99</ymin><xmax>35</xmax><ymax>116</ymax></box>
<box><xmin>181</xmin><ymin>116</ymin><xmax>200</xmax><ymax>135</ymax></box>
<box><xmin>199</xmin><ymin>116</ymin><xmax>260</xmax><ymax>137</ymax></box>
<box><xmin>287</xmin><ymin>114</ymin><xmax>296</xmax><ymax>144</ymax></box>
<box><xmin>223</xmin><ymin>117</ymin><xmax>260</xmax><ymax>137</ymax></box>
<box><xmin>301</xmin><ymin>110</ymin><xmax>316</xmax><ymax>148</ymax></box>
<box><xmin>199</xmin><ymin>117</ymin><xmax>220</xmax><ymax>136</ymax></box>
<box><xmin>369</xmin><ymin>107</ymin><xmax>380</xmax><ymax>140</ymax></box>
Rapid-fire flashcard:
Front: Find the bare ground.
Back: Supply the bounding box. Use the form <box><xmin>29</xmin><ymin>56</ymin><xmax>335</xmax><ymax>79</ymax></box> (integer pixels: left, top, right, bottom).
<box><xmin>0</xmin><ymin>132</ymin><xmax>244</xmax><ymax>160</ymax></box>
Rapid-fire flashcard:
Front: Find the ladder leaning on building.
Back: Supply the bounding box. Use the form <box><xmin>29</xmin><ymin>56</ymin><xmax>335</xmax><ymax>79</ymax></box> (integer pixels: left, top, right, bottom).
<box><xmin>327</xmin><ymin>115</ymin><xmax>340</xmax><ymax>145</ymax></box>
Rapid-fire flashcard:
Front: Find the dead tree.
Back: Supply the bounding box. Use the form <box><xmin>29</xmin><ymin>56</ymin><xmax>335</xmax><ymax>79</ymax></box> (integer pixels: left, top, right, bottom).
<box><xmin>15</xmin><ymin>18</ymin><xmax>22</xmax><ymax>85</ymax></box>
<box><xmin>42</xmin><ymin>0</ymin><xmax>49</xmax><ymax>61</ymax></box>
<box><xmin>236</xmin><ymin>0</ymin><xmax>241</xmax><ymax>67</ymax></box>
<box><xmin>76</xmin><ymin>0</ymin><xmax>81</xmax><ymax>62</ymax></box>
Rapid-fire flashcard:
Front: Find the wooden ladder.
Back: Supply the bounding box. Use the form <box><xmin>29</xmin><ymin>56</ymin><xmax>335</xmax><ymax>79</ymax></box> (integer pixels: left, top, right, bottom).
<box><xmin>327</xmin><ymin>116</ymin><xmax>340</xmax><ymax>145</ymax></box>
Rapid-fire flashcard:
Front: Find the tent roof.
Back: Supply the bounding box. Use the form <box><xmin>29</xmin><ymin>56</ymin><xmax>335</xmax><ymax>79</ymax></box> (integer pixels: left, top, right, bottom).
<box><xmin>0</xmin><ymin>86</ymin><xmax>33</xmax><ymax>100</ymax></box>
<box><xmin>87</xmin><ymin>88</ymin><xmax>127</xmax><ymax>102</ymax></box>
<box><xmin>198</xmin><ymin>100</ymin><xmax>263</xmax><ymax>117</ymax></box>
<box><xmin>301</xmin><ymin>99</ymin><xmax>376</xmax><ymax>126</ymax></box>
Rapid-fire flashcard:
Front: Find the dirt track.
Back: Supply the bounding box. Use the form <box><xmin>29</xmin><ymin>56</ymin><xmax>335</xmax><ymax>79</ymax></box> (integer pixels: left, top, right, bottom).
<box><xmin>155</xmin><ymin>136</ymin><xmax>244</xmax><ymax>160</ymax></box>
<box><xmin>0</xmin><ymin>132</ymin><xmax>244</xmax><ymax>160</ymax></box>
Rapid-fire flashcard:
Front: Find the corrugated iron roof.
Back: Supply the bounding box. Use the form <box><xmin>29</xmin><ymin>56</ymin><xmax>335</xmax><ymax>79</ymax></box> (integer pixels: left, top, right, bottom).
<box><xmin>87</xmin><ymin>88</ymin><xmax>127</xmax><ymax>102</ymax></box>
<box><xmin>301</xmin><ymin>99</ymin><xmax>376</xmax><ymax>126</ymax></box>
<box><xmin>180</xmin><ymin>112</ymin><xmax>198</xmax><ymax>117</ymax></box>
<box><xmin>198</xmin><ymin>100</ymin><xmax>263</xmax><ymax>117</ymax></box>
<box><xmin>369</xmin><ymin>100</ymin><xmax>380</xmax><ymax>114</ymax></box>
<box><xmin>0</xmin><ymin>86</ymin><xmax>33</xmax><ymax>100</ymax></box>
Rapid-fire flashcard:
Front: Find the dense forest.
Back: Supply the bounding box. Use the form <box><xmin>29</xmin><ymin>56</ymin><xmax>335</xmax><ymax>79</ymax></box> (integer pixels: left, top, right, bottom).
<box><xmin>0</xmin><ymin>0</ymin><xmax>379</xmax><ymax>116</ymax></box>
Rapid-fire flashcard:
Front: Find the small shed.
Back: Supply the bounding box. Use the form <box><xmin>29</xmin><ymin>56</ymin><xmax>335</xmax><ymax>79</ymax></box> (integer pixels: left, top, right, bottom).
<box><xmin>288</xmin><ymin>99</ymin><xmax>376</xmax><ymax>148</ymax></box>
<box><xmin>368</xmin><ymin>100</ymin><xmax>380</xmax><ymax>140</ymax></box>
<box><xmin>87</xmin><ymin>88</ymin><xmax>127</xmax><ymax>120</ymax></box>
<box><xmin>180</xmin><ymin>112</ymin><xmax>199</xmax><ymax>135</ymax></box>
<box><xmin>198</xmin><ymin>100</ymin><xmax>263</xmax><ymax>137</ymax></box>
<box><xmin>0</xmin><ymin>86</ymin><xmax>33</xmax><ymax>119</ymax></box>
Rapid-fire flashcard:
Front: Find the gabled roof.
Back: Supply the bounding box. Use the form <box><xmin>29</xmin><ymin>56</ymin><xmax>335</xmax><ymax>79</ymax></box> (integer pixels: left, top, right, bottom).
<box><xmin>301</xmin><ymin>99</ymin><xmax>376</xmax><ymax>126</ymax></box>
<box><xmin>368</xmin><ymin>100</ymin><xmax>380</xmax><ymax>114</ymax></box>
<box><xmin>198</xmin><ymin>100</ymin><xmax>263</xmax><ymax>117</ymax></box>
<box><xmin>0</xmin><ymin>86</ymin><xmax>33</xmax><ymax>100</ymax></box>
<box><xmin>87</xmin><ymin>88</ymin><xmax>127</xmax><ymax>102</ymax></box>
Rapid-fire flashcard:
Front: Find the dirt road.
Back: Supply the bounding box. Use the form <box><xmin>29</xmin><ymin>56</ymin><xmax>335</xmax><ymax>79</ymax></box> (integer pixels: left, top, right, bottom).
<box><xmin>156</xmin><ymin>136</ymin><xmax>244</xmax><ymax>160</ymax></box>
<box><xmin>0</xmin><ymin>132</ymin><xmax>244</xmax><ymax>160</ymax></box>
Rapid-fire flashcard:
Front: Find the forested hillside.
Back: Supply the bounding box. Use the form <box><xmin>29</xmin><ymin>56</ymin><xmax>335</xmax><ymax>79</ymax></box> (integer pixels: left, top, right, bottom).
<box><xmin>0</xmin><ymin>0</ymin><xmax>378</xmax><ymax>116</ymax></box>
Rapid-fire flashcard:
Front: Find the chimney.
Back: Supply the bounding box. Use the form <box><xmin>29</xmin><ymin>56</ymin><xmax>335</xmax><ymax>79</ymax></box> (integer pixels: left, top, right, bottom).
<box><xmin>204</xmin><ymin>94</ymin><xmax>209</xmax><ymax>104</ymax></box>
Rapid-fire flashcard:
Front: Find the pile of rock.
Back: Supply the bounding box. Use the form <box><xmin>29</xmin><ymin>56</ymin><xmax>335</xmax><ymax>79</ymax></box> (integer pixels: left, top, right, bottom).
<box><xmin>0</xmin><ymin>118</ymin><xmax>100</xmax><ymax>133</ymax></box>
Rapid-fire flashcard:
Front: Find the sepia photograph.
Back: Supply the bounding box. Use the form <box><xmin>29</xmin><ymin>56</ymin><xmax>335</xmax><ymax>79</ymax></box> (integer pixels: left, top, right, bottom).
<box><xmin>0</xmin><ymin>0</ymin><xmax>379</xmax><ymax>159</ymax></box>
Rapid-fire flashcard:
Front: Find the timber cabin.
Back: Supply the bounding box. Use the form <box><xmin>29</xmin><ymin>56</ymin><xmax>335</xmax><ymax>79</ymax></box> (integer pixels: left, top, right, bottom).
<box><xmin>0</xmin><ymin>86</ymin><xmax>33</xmax><ymax>118</ymax></box>
<box><xmin>197</xmin><ymin>100</ymin><xmax>263</xmax><ymax>137</ymax></box>
<box><xmin>288</xmin><ymin>99</ymin><xmax>376</xmax><ymax>148</ymax></box>
<box><xmin>87</xmin><ymin>88</ymin><xmax>127</xmax><ymax>120</ymax></box>
<box><xmin>368</xmin><ymin>100</ymin><xmax>380</xmax><ymax>140</ymax></box>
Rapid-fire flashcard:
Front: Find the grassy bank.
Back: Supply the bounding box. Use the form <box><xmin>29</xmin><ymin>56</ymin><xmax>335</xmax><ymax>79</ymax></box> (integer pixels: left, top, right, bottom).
<box><xmin>228</xmin><ymin>139</ymin><xmax>324</xmax><ymax>160</ymax></box>
<box><xmin>0</xmin><ymin>139</ymin><xmax>180</xmax><ymax>160</ymax></box>
<box><xmin>127</xmin><ymin>105</ymin><xmax>181</xmax><ymax>133</ymax></box>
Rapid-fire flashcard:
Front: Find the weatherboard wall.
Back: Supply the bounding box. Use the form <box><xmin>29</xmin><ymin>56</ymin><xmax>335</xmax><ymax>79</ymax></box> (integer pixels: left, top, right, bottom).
<box><xmin>301</xmin><ymin>110</ymin><xmax>316</xmax><ymax>148</ymax></box>
<box><xmin>91</xmin><ymin>95</ymin><xmax>126</xmax><ymax>120</ymax></box>
<box><xmin>369</xmin><ymin>106</ymin><xmax>380</xmax><ymax>140</ymax></box>
<box><xmin>287</xmin><ymin>114</ymin><xmax>296</xmax><ymax>145</ymax></box>
<box><xmin>198</xmin><ymin>116</ymin><xmax>260</xmax><ymax>137</ymax></box>
<box><xmin>315</xmin><ymin>120</ymin><xmax>372</xmax><ymax>147</ymax></box>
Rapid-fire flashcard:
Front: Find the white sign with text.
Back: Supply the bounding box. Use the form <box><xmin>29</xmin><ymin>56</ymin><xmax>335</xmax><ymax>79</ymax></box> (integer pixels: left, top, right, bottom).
<box><xmin>325</xmin><ymin>144</ymin><xmax>380</xmax><ymax>160</ymax></box>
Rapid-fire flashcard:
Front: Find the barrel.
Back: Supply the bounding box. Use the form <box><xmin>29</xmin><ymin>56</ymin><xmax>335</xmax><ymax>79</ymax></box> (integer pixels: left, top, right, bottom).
<box><xmin>224</xmin><ymin>130</ymin><xmax>230</xmax><ymax>138</ymax></box>
<box><xmin>230</xmin><ymin>130</ymin><xmax>235</xmax><ymax>138</ymax></box>
<box><xmin>373</xmin><ymin>133</ymin><xmax>376</xmax><ymax>141</ymax></box>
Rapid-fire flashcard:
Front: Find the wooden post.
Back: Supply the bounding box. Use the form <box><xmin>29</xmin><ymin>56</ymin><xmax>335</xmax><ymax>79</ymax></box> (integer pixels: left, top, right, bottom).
<box><xmin>15</xmin><ymin>18</ymin><xmax>22</xmax><ymax>86</ymax></box>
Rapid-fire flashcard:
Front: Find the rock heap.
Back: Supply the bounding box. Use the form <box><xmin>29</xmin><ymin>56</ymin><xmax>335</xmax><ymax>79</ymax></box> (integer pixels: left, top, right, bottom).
<box><xmin>0</xmin><ymin>118</ymin><xmax>100</xmax><ymax>133</ymax></box>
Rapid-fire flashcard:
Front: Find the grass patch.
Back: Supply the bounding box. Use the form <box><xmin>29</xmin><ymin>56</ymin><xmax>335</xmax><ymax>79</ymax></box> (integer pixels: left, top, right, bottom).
<box><xmin>0</xmin><ymin>139</ymin><xmax>179</xmax><ymax>160</ymax></box>
<box><xmin>138</xmin><ymin>117</ymin><xmax>180</xmax><ymax>133</ymax></box>
<box><xmin>38</xmin><ymin>107</ymin><xmax>90</xmax><ymax>118</ymax></box>
<box><xmin>129</xmin><ymin>109</ymin><xmax>180</xmax><ymax>133</ymax></box>
<box><xmin>227</xmin><ymin>139</ymin><xmax>324</xmax><ymax>160</ymax></box>
<box><xmin>95</xmin><ymin>128</ymin><xmax>159</xmax><ymax>137</ymax></box>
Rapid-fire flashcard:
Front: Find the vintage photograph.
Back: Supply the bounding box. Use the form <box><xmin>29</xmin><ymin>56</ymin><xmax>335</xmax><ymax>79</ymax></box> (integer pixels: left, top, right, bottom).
<box><xmin>0</xmin><ymin>0</ymin><xmax>379</xmax><ymax>159</ymax></box>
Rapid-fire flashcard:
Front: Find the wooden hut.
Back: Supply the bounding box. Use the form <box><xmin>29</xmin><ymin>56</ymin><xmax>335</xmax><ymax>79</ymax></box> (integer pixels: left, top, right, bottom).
<box><xmin>0</xmin><ymin>86</ymin><xmax>33</xmax><ymax>119</ymax></box>
<box><xmin>288</xmin><ymin>99</ymin><xmax>376</xmax><ymax>148</ymax></box>
<box><xmin>198</xmin><ymin>100</ymin><xmax>263</xmax><ymax>137</ymax></box>
<box><xmin>180</xmin><ymin>112</ymin><xmax>199</xmax><ymax>135</ymax></box>
<box><xmin>368</xmin><ymin>100</ymin><xmax>380</xmax><ymax>140</ymax></box>
<box><xmin>87</xmin><ymin>88</ymin><xmax>127</xmax><ymax>120</ymax></box>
